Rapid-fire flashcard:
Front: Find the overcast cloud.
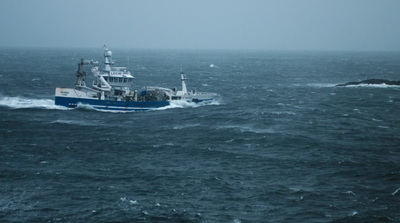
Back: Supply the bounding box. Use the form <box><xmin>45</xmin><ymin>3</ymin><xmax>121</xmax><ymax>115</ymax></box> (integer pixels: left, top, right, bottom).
<box><xmin>1</xmin><ymin>0</ymin><xmax>400</xmax><ymax>51</ymax></box>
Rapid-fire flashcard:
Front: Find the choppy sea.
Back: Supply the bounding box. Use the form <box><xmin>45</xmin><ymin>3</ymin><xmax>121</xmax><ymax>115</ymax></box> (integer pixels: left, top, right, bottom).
<box><xmin>1</xmin><ymin>48</ymin><xmax>400</xmax><ymax>222</ymax></box>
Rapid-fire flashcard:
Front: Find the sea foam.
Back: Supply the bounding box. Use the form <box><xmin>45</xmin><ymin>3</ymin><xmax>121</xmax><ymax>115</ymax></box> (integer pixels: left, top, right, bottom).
<box><xmin>0</xmin><ymin>96</ymin><xmax>68</xmax><ymax>110</ymax></box>
<box><xmin>155</xmin><ymin>99</ymin><xmax>220</xmax><ymax>111</ymax></box>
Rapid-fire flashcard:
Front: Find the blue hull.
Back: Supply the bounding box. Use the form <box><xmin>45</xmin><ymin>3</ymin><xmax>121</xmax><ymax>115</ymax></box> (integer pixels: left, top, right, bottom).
<box><xmin>55</xmin><ymin>96</ymin><xmax>170</xmax><ymax>111</ymax></box>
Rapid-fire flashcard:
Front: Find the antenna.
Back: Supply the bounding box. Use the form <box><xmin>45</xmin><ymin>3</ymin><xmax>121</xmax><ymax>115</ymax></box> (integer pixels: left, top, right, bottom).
<box><xmin>127</xmin><ymin>48</ymin><xmax>130</xmax><ymax>70</ymax></box>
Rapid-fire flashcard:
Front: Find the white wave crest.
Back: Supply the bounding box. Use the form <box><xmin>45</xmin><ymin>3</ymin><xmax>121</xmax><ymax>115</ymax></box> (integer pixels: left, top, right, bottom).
<box><xmin>218</xmin><ymin>124</ymin><xmax>275</xmax><ymax>134</ymax></box>
<box><xmin>0</xmin><ymin>96</ymin><xmax>68</xmax><ymax>110</ymax></box>
<box><xmin>308</xmin><ymin>83</ymin><xmax>400</xmax><ymax>88</ymax></box>
<box><xmin>155</xmin><ymin>99</ymin><xmax>220</xmax><ymax>110</ymax></box>
<box><xmin>308</xmin><ymin>83</ymin><xmax>337</xmax><ymax>88</ymax></box>
<box><xmin>342</xmin><ymin>83</ymin><xmax>400</xmax><ymax>88</ymax></box>
<box><xmin>392</xmin><ymin>187</ymin><xmax>400</xmax><ymax>195</ymax></box>
<box><xmin>51</xmin><ymin>119</ymin><xmax>101</xmax><ymax>127</ymax></box>
<box><xmin>76</xmin><ymin>103</ymin><xmax>97</xmax><ymax>111</ymax></box>
<box><xmin>155</xmin><ymin>100</ymin><xmax>200</xmax><ymax>110</ymax></box>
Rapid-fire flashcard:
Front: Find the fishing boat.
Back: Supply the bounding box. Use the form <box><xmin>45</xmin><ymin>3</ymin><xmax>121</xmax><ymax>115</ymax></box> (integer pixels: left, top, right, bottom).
<box><xmin>55</xmin><ymin>46</ymin><xmax>217</xmax><ymax>111</ymax></box>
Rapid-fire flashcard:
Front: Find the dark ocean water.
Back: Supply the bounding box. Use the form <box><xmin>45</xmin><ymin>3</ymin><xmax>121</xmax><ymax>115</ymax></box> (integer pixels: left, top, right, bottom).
<box><xmin>1</xmin><ymin>48</ymin><xmax>400</xmax><ymax>222</ymax></box>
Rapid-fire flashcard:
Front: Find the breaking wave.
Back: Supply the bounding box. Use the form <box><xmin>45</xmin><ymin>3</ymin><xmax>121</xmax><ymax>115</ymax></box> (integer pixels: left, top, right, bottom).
<box><xmin>307</xmin><ymin>83</ymin><xmax>400</xmax><ymax>88</ymax></box>
<box><xmin>307</xmin><ymin>83</ymin><xmax>337</xmax><ymax>88</ymax></box>
<box><xmin>75</xmin><ymin>103</ymin><xmax>98</xmax><ymax>111</ymax></box>
<box><xmin>155</xmin><ymin>100</ymin><xmax>199</xmax><ymax>110</ymax></box>
<box><xmin>0</xmin><ymin>96</ymin><xmax>68</xmax><ymax>110</ymax></box>
<box><xmin>340</xmin><ymin>83</ymin><xmax>400</xmax><ymax>88</ymax></box>
<box><xmin>155</xmin><ymin>99</ymin><xmax>220</xmax><ymax>110</ymax></box>
<box><xmin>336</xmin><ymin>79</ymin><xmax>400</xmax><ymax>88</ymax></box>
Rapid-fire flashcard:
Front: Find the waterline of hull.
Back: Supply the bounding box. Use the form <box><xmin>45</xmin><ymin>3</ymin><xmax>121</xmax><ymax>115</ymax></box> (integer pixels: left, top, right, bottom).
<box><xmin>55</xmin><ymin>96</ymin><xmax>170</xmax><ymax>111</ymax></box>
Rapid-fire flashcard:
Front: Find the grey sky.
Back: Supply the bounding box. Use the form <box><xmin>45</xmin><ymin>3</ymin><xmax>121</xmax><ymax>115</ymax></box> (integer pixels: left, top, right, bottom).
<box><xmin>1</xmin><ymin>0</ymin><xmax>400</xmax><ymax>51</ymax></box>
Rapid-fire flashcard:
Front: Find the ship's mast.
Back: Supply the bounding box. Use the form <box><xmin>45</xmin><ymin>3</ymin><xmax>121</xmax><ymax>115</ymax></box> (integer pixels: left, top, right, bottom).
<box><xmin>76</xmin><ymin>59</ymin><xmax>98</xmax><ymax>87</ymax></box>
<box><xmin>180</xmin><ymin>65</ymin><xmax>188</xmax><ymax>95</ymax></box>
<box><xmin>103</xmin><ymin>45</ymin><xmax>113</xmax><ymax>72</ymax></box>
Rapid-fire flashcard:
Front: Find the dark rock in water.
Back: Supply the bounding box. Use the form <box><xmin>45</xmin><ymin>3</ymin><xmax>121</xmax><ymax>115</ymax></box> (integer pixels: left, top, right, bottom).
<box><xmin>336</xmin><ymin>79</ymin><xmax>400</xmax><ymax>87</ymax></box>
